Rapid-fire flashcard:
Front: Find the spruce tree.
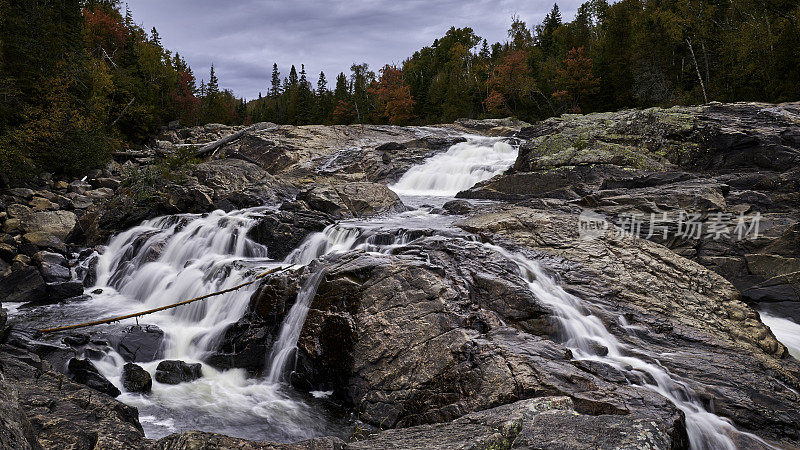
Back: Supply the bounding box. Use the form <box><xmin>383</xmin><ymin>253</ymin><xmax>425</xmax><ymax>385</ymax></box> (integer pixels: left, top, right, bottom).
<box><xmin>207</xmin><ymin>65</ymin><xmax>219</xmax><ymax>94</ymax></box>
<box><xmin>270</xmin><ymin>63</ymin><xmax>281</xmax><ymax>97</ymax></box>
<box><xmin>151</xmin><ymin>27</ymin><xmax>161</xmax><ymax>46</ymax></box>
<box><xmin>289</xmin><ymin>65</ymin><xmax>298</xmax><ymax>87</ymax></box>
<box><xmin>317</xmin><ymin>71</ymin><xmax>328</xmax><ymax>96</ymax></box>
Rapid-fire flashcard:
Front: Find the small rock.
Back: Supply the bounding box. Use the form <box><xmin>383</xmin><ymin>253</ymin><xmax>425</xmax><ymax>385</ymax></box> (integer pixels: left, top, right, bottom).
<box><xmin>22</xmin><ymin>232</ymin><xmax>66</xmax><ymax>252</ymax></box>
<box><xmin>6</xmin><ymin>203</ymin><xmax>32</xmax><ymax>219</ymax></box>
<box><xmin>8</xmin><ymin>188</ymin><xmax>34</xmax><ymax>201</ymax></box>
<box><xmin>84</xmin><ymin>188</ymin><xmax>113</xmax><ymax>200</ymax></box>
<box><xmin>12</xmin><ymin>254</ymin><xmax>30</xmax><ymax>265</ymax></box>
<box><xmin>33</xmin><ymin>250</ymin><xmax>68</xmax><ymax>266</ymax></box>
<box><xmin>122</xmin><ymin>363</ymin><xmax>152</xmax><ymax>393</ymax></box>
<box><xmin>68</xmin><ymin>180</ymin><xmax>92</xmax><ymax>195</ymax></box>
<box><xmin>40</xmin><ymin>262</ymin><xmax>71</xmax><ymax>282</ymax></box>
<box><xmin>28</xmin><ymin>196</ymin><xmax>58</xmax><ymax>211</ymax></box>
<box><xmin>46</xmin><ymin>280</ymin><xmax>84</xmax><ymax>302</ymax></box>
<box><xmin>62</xmin><ymin>334</ymin><xmax>90</xmax><ymax>346</ymax></box>
<box><xmin>154</xmin><ymin>360</ymin><xmax>202</xmax><ymax>385</ymax></box>
<box><xmin>442</xmin><ymin>199</ymin><xmax>474</xmax><ymax>215</ymax></box>
<box><xmin>106</xmin><ymin>325</ymin><xmax>165</xmax><ymax>363</ymax></box>
<box><xmin>67</xmin><ymin>358</ymin><xmax>121</xmax><ymax>397</ymax></box>
<box><xmin>69</xmin><ymin>194</ymin><xmax>93</xmax><ymax>209</ymax></box>
<box><xmin>2</xmin><ymin>218</ymin><xmax>22</xmax><ymax>234</ymax></box>
<box><xmin>95</xmin><ymin>178</ymin><xmax>121</xmax><ymax>190</ymax></box>
<box><xmin>54</xmin><ymin>180</ymin><xmax>69</xmax><ymax>190</ymax></box>
<box><xmin>0</xmin><ymin>242</ymin><xmax>16</xmax><ymax>262</ymax></box>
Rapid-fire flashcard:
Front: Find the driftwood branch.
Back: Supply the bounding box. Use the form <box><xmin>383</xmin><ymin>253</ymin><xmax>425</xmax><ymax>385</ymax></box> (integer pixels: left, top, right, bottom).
<box><xmin>38</xmin><ymin>266</ymin><xmax>289</xmax><ymax>334</ymax></box>
<box><xmin>111</xmin><ymin>97</ymin><xmax>136</xmax><ymax>126</ymax></box>
<box><xmin>196</xmin><ymin>122</ymin><xmax>278</xmax><ymax>157</ymax></box>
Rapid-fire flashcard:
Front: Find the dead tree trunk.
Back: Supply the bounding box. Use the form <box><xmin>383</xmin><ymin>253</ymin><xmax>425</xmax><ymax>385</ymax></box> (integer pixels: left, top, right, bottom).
<box><xmin>196</xmin><ymin>122</ymin><xmax>278</xmax><ymax>157</ymax></box>
<box><xmin>686</xmin><ymin>38</ymin><xmax>709</xmax><ymax>104</ymax></box>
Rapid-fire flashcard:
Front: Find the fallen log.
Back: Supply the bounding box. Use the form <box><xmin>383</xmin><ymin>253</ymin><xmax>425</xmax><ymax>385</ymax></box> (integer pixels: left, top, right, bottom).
<box><xmin>196</xmin><ymin>122</ymin><xmax>278</xmax><ymax>157</ymax></box>
<box><xmin>38</xmin><ymin>266</ymin><xmax>290</xmax><ymax>334</ymax></box>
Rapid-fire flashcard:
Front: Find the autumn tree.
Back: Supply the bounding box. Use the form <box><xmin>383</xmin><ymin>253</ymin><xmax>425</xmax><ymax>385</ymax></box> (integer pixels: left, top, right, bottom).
<box><xmin>552</xmin><ymin>46</ymin><xmax>599</xmax><ymax>112</ymax></box>
<box><xmin>369</xmin><ymin>65</ymin><xmax>415</xmax><ymax>125</ymax></box>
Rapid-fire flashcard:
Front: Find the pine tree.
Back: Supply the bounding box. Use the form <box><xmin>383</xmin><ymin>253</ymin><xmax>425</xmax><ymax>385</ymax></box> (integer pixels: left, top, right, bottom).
<box><xmin>151</xmin><ymin>27</ymin><xmax>161</xmax><ymax>46</ymax></box>
<box><xmin>270</xmin><ymin>63</ymin><xmax>281</xmax><ymax>97</ymax></box>
<box><xmin>289</xmin><ymin>65</ymin><xmax>298</xmax><ymax>87</ymax></box>
<box><xmin>207</xmin><ymin>65</ymin><xmax>219</xmax><ymax>94</ymax></box>
<box><xmin>317</xmin><ymin>71</ymin><xmax>328</xmax><ymax>96</ymax></box>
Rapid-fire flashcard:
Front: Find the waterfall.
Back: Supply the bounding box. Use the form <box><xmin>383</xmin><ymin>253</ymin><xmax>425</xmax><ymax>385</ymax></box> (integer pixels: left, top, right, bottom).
<box><xmin>265</xmin><ymin>270</ymin><xmax>325</xmax><ymax>382</ymax></box>
<box><xmin>759</xmin><ymin>311</ymin><xmax>800</xmax><ymax>359</ymax></box>
<box><xmin>487</xmin><ymin>244</ymin><xmax>773</xmax><ymax>450</ymax></box>
<box><xmin>390</xmin><ymin>137</ymin><xmax>517</xmax><ymax>196</ymax></box>
<box><xmin>93</xmin><ymin>209</ymin><xmax>273</xmax><ymax>360</ymax></box>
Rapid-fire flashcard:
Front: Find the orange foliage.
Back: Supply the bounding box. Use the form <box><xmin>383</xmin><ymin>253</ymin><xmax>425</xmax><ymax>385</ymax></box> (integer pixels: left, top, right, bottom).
<box><xmin>369</xmin><ymin>65</ymin><xmax>415</xmax><ymax>125</ymax></box>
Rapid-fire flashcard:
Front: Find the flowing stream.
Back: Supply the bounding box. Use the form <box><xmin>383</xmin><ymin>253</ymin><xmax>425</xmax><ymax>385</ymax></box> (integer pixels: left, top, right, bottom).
<box><xmin>5</xmin><ymin>134</ymin><xmax>796</xmax><ymax>448</ymax></box>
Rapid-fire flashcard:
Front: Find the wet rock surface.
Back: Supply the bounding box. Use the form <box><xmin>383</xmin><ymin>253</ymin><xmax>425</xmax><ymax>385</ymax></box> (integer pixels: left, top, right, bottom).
<box><xmin>460</xmin><ymin>102</ymin><xmax>800</xmax><ymax>307</ymax></box>
<box><xmin>2</xmin><ymin>104</ymin><xmax>799</xmax><ymax>448</ymax></box>
<box><xmin>154</xmin><ymin>360</ymin><xmax>202</xmax><ymax>385</ymax></box>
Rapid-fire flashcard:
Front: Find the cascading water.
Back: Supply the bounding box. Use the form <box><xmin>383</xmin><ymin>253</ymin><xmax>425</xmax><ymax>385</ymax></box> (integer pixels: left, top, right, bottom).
<box><xmin>487</xmin><ymin>244</ymin><xmax>774</xmax><ymax>450</ymax></box>
<box><xmin>266</xmin><ymin>270</ymin><xmax>326</xmax><ymax>383</ymax></box>
<box><xmin>390</xmin><ymin>136</ymin><xmax>517</xmax><ymax>196</ymax></box>
<box><xmin>759</xmin><ymin>311</ymin><xmax>800</xmax><ymax>359</ymax></box>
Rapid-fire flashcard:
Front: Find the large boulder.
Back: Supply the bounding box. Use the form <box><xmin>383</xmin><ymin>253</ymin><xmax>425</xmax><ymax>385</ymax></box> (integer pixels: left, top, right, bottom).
<box><xmin>246</xmin><ymin>206</ymin><xmax>334</xmax><ymax>261</ymax></box>
<box><xmin>104</xmin><ymin>325</ymin><xmax>165</xmax><ymax>363</ymax></box>
<box><xmin>0</xmin><ymin>265</ymin><xmax>47</xmax><ymax>304</ymax></box>
<box><xmin>20</xmin><ymin>211</ymin><xmax>76</xmax><ymax>240</ymax></box>
<box><xmin>278</xmin><ymin>240</ymin><xmax>686</xmax><ymax>440</ymax></box>
<box><xmin>297</xmin><ymin>182</ymin><xmax>406</xmax><ymax>219</ymax></box>
<box><xmin>0</xmin><ymin>345</ymin><xmax>147</xmax><ymax>449</ymax></box>
<box><xmin>193</xmin><ymin>158</ymin><xmax>292</xmax><ymax>210</ymax></box>
<box><xmin>154</xmin><ymin>360</ymin><xmax>202</xmax><ymax>385</ymax></box>
<box><xmin>121</xmin><ymin>363</ymin><xmax>152</xmax><ymax>393</ymax></box>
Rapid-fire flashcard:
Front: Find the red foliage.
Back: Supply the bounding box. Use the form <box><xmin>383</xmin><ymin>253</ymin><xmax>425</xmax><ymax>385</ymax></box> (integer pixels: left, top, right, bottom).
<box><xmin>171</xmin><ymin>69</ymin><xmax>199</xmax><ymax>125</ymax></box>
<box><xmin>552</xmin><ymin>46</ymin><xmax>599</xmax><ymax>112</ymax></box>
<box><xmin>332</xmin><ymin>100</ymin><xmax>355</xmax><ymax>124</ymax></box>
<box><xmin>83</xmin><ymin>8</ymin><xmax>126</xmax><ymax>55</ymax></box>
<box><xmin>484</xmin><ymin>90</ymin><xmax>510</xmax><ymax>116</ymax></box>
<box><xmin>490</xmin><ymin>50</ymin><xmax>535</xmax><ymax>97</ymax></box>
<box><xmin>368</xmin><ymin>65</ymin><xmax>415</xmax><ymax>125</ymax></box>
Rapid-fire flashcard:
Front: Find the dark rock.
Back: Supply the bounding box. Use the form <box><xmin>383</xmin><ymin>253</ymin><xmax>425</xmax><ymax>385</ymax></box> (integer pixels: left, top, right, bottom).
<box><xmin>104</xmin><ymin>325</ymin><xmax>165</xmax><ymax>363</ymax></box>
<box><xmin>442</xmin><ymin>199</ymin><xmax>473</xmax><ymax>215</ymax></box>
<box><xmin>0</xmin><ymin>242</ymin><xmax>16</xmax><ymax>262</ymax></box>
<box><xmin>297</xmin><ymin>182</ymin><xmax>406</xmax><ymax>219</ymax></box>
<box><xmin>44</xmin><ymin>280</ymin><xmax>84</xmax><ymax>303</ymax></box>
<box><xmin>121</xmin><ymin>363</ymin><xmax>152</xmax><ymax>393</ymax></box>
<box><xmin>67</xmin><ymin>358</ymin><xmax>121</xmax><ymax>397</ymax></box>
<box><xmin>62</xmin><ymin>334</ymin><xmax>90</xmax><ymax>347</ymax></box>
<box><xmin>32</xmin><ymin>250</ymin><xmax>67</xmax><ymax>267</ymax></box>
<box><xmin>0</xmin><ymin>345</ymin><xmax>146</xmax><ymax>448</ymax></box>
<box><xmin>152</xmin><ymin>431</ymin><xmax>344</xmax><ymax>449</ymax></box>
<box><xmin>154</xmin><ymin>360</ymin><xmax>202</xmax><ymax>385</ymax></box>
<box><xmin>21</xmin><ymin>232</ymin><xmax>66</xmax><ymax>252</ymax></box>
<box><xmin>0</xmin><ymin>265</ymin><xmax>47</xmax><ymax>304</ymax></box>
<box><xmin>247</xmin><ymin>208</ymin><xmax>333</xmax><ymax>261</ymax></box>
<box><xmin>39</xmin><ymin>262</ymin><xmax>70</xmax><ymax>282</ymax></box>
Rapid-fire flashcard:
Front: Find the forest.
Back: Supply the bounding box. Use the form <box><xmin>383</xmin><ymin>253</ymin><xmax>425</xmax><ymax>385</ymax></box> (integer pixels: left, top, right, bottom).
<box><xmin>1</xmin><ymin>0</ymin><xmax>798</xmax><ymax>178</ymax></box>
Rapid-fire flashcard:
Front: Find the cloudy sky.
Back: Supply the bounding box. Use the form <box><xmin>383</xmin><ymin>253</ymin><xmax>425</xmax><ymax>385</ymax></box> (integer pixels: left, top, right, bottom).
<box><xmin>126</xmin><ymin>0</ymin><xmax>586</xmax><ymax>99</ymax></box>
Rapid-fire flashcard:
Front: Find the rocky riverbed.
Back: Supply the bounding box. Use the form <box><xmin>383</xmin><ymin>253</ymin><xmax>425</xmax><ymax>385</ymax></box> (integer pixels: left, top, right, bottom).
<box><xmin>1</xmin><ymin>103</ymin><xmax>799</xmax><ymax>449</ymax></box>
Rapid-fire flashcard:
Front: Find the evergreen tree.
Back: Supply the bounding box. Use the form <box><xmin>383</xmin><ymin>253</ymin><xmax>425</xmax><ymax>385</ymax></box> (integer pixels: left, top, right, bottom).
<box><xmin>270</xmin><ymin>63</ymin><xmax>281</xmax><ymax>97</ymax></box>
<box><xmin>207</xmin><ymin>64</ymin><xmax>219</xmax><ymax>94</ymax></box>
<box><xmin>151</xmin><ymin>27</ymin><xmax>161</xmax><ymax>46</ymax></box>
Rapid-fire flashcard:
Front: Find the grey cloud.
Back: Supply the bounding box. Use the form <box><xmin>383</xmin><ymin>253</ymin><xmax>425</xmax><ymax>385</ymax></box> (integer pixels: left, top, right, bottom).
<box><xmin>126</xmin><ymin>0</ymin><xmax>586</xmax><ymax>98</ymax></box>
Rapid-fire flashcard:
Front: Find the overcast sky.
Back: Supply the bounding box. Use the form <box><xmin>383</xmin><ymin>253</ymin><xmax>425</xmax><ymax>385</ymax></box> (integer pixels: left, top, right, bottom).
<box><xmin>126</xmin><ymin>0</ymin><xmax>586</xmax><ymax>99</ymax></box>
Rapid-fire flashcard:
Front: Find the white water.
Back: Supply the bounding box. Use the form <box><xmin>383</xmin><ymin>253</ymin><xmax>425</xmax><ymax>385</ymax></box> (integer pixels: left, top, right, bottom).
<box><xmin>390</xmin><ymin>137</ymin><xmax>517</xmax><ymax>196</ymax></box>
<box><xmin>266</xmin><ymin>270</ymin><xmax>325</xmax><ymax>382</ymax></box>
<box><xmin>488</xmin><ymin>245</ymin><xmax>773</xmax><ymax>450</ymax></box>
<box><xmin>760</xmin><ymin>311</ymin><xmax>800</xmax><ymax>359</ymax></box>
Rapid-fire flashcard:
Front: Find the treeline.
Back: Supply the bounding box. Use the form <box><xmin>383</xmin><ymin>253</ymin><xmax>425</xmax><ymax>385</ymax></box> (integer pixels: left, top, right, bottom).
<box><xmin>2</xmin><ymin>0</ymin><xmax>798</xmax><ymax>179</ymax></box>
<box><xmin>248</xmin><ymin>0</ymin><xmax>799</xmax><ymax>125</ymax></box>
<box><xmin>0</xmin><ymin>0</ymin><xmax>245</xmax><ymax>179</ymax></box>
